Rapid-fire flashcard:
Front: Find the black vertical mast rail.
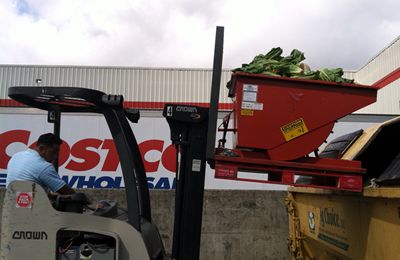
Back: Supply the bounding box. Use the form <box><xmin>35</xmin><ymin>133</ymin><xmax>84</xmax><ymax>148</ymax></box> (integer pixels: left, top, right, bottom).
<box><xmin>206</xmin><ymin>26</ymin><xmax>224</xmax><ymax>164</ymax></box>
<box><xmin>48</xmin><ymin>107</ymin><xmax>61</xmax><ymax>171</ymax></box>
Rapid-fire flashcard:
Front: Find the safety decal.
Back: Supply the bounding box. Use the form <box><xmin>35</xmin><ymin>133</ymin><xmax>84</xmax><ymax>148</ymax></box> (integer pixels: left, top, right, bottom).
<box><xmin>241</xmin><ymin>101</ymin><xmax>263</xmax><ymax>111</ymax></box>
<box><xmin>243</xmin><ymin>84</ymin><xmax>258</xmax><ymax>92</ymax></box>
<box><xmin>192</xmin><ymin>159</ymin><xmax>202</xmax><ymax>172</ymax></box>
<box><xmin>16</xmin><ymin>192</ymin><xmax>32</xmax><ymax>208</ymax></box>
<box><xmin>240</xmin><ymin>109</ymin><xmax>254</xmax><ymax>116</ymax></box>
<box><xmin>242</xmin><ymin>84</ymin><xmax>263</xmax><ymax>112</ymax></box>
<box><xmin>280</xmin><ymin>118</ymin><xmax>309</xmax><ymax>141</ymax></box>
<box><xmin>243</xmin><ymin>91</ymin><xmax>257</xmax><ymax>102</ymax></box>
<box><xmin>242</xmin><ymin>84</ymin><xmax>258</xmax><ymax>102</ymax></box>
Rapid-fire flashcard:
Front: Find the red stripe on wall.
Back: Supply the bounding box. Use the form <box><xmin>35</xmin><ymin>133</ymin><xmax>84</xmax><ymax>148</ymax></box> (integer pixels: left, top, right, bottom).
<box><xmin>0</xmin><ymin>99</ymin><xmax>24</xmax><ymax>107</ymax></box>
<box><xmin>0</xmin><ymin>99</ymin><xmax>233</xmax><ymax>110</ymax></box>
<box><xmin>372</xmin><ymin>67</ymin><xmax>400</xmax><ymax>89</ymax></box>
<box><xmin>123</xmin><ymin>101</ymin><xmax>233</xmax><ymax>110</ymax></box>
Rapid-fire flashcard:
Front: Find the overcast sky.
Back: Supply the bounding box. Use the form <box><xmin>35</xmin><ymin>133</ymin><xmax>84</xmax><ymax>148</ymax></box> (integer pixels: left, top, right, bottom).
<box><xmin>1</xmin><ymin>0</ymin><xmax>399</xmax><ymax>70</ymax></box>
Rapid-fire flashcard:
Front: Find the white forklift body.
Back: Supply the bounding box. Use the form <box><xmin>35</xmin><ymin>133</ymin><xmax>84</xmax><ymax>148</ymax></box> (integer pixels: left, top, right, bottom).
<box><xmin>1</xmin><ymin>181</ymin><xmax>149</xmax><ymax>260</ymax></box>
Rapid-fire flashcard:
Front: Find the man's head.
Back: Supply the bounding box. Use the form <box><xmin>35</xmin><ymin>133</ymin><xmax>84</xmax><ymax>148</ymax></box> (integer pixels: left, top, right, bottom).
<box><xmin>35</xmin><ymin>133</ymin><xmax>62</xmax><ymax>163</ymax></box>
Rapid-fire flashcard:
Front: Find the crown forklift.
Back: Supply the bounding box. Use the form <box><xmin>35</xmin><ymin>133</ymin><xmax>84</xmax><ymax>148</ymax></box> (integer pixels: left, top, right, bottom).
<box><xmin>1</xmin><ymin>86</ymin><xmax>210</xmax><ymax>260</ymax></box>
<box><xmin>1</xmin><ymin>28</ymin><xmax>224</xmax><ymax>260</ymax></box>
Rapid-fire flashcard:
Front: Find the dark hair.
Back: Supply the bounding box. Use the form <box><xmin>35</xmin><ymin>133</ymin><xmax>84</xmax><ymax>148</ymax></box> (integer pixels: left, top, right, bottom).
<box><xmin>37</xmin><ymin>133</ymin><xmax>62</xmax><ymax>146</ymax></box>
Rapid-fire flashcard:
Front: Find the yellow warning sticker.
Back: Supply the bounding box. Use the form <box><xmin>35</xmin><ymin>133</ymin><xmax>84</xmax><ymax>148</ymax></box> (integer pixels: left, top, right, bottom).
<box><xmin>280</xmin><ymin>118</ymin><xmax>309</xmax><ymax>141</ymax></box>
<box><xmin>241</xmin><ymin>109</ymin><xmax>254</xmax><ymax>116</ymax></box>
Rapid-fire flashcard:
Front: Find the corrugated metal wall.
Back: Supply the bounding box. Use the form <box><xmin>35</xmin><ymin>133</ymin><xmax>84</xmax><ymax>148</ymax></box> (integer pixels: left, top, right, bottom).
<box><xmin>0</xmin><ymin>65</ymin><xmax>233</xmax><ymax>108</ymax></box>
<box><xmin>343</xmin><ymin>71</ymin><xmax>356</xmax><ymax>80</ymax></box>
<box><xmin>355</xmin><ymin>36</ymin><xmax>400</xmax><ymax>114</ymax></box>
<box><xmin>355</xmin><ymin>37</ymin><xmax>400</xmax><ymax>85</ymax></box>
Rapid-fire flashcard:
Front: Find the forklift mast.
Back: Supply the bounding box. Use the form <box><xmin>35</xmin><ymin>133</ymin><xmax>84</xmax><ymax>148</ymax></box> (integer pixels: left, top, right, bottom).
<box><xmin>163</xmin><ymin>104</ymin><xmax>209</xmax><ymax>260</ymax></box>
<box><xmin>162</xmin><ymin>26</ymin><xmax>224</xmax><ymax>260</ymax></box>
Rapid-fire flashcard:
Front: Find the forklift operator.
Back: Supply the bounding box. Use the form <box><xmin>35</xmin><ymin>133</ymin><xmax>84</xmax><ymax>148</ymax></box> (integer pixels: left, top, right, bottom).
<box><xmin>6</xmin><ymin>133</ymin><xmax>75</xmax><ymax>197</ymax></box>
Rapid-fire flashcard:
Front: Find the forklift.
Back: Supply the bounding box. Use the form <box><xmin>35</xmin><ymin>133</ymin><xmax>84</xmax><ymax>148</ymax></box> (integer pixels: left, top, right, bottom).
<box><xmin>0</xmin><ymin>28</ymin><xmax>224</xmax><ymax>260</ymax></box>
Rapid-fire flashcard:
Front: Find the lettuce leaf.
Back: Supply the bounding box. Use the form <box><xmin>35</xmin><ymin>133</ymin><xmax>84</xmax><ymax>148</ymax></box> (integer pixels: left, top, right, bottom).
<box><xmin>234</xmin><ymin>47</ymin><xmax>354</xmax><ymax>83</ymax></box>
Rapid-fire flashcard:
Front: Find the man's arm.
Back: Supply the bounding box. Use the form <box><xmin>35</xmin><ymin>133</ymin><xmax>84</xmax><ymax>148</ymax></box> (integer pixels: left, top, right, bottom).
<box><xmin>47</xmin><ymin>184</ymin><xmax>75</xmax><ymax>200</ymax></box>
<box><xmin>39</xmin><ymin>165</ymin><xmax>75</xmax><ymax>195</ymax></box>
<box><xmin>56</xmin><ymin>184</ymin><xmax>75</xmax><ymax>195</ymax></box>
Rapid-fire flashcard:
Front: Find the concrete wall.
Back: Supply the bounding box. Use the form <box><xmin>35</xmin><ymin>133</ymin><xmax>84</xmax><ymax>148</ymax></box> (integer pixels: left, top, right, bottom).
<box><xmin>0</xmin><ymin>189</ymin><xmax>290</xmax><ymax>260</ymax></box>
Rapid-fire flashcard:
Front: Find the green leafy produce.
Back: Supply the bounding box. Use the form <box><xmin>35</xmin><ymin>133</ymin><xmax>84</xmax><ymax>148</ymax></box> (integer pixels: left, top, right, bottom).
<box><xmin>233</xmin><ymin>47</ymin><xmax>354</xmax><ymax>83</ymax></box>
<box><xmin>318</xmin><ymin>68</ymin><xmax>353</xmax><ymax>83</ymax></box>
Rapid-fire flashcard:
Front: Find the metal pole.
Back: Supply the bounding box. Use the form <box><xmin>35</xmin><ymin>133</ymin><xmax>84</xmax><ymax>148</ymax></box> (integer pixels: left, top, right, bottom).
<box><xmin>206</xmin><ymin>26</ymin><xmax>224</xmax><ymax>163</ymax></box>
<box><xmin>49</xmin><ymin>108</ymin><xmax>61</xmax><ymax>172</ymax></box>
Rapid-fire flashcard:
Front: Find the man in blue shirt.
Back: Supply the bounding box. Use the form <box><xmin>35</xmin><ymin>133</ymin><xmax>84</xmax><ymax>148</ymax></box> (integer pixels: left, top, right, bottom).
<box><xmin>6</xmin><ymin>133</ymin><xmax>75</xmax><ymax>196</ymax></box>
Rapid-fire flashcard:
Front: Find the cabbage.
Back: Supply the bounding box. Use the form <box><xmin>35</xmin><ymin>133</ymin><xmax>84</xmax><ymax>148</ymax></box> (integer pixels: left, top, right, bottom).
<box><xmin>233</xmin><ymin>47</ymin><xmax>354</xmax><ymax>83</ymax></box>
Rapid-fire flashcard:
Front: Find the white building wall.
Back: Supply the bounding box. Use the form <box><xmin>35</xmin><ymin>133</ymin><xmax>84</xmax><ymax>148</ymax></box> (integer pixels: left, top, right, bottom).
<box><xmin>355</xmin><ymin>36</ymin><xmax>400</xmax><ymax>114</ymax></box>
<box><xmin>355</xmin><ymin>37</ymin><xmax>400</xmax><ymax>85</ymax></box>
<box><xmin>0</xmin><ymin>65</ymin><xmax>233</xmax><ymax>107</ymax></box>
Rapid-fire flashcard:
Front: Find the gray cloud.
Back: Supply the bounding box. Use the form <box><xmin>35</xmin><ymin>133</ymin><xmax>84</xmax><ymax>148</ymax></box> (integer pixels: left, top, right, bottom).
<box><xmin>0</xmin><ymin>0</ymin><xmax>399</xmax><ymax>71</ymax></box>
<box><xmin>223</xmin><ymin>1</ymin><xmax>400</xmax><ymax>70</ymax></box>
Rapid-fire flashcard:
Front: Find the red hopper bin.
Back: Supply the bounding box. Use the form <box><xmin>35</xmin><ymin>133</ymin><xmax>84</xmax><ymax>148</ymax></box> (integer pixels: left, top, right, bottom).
<box><xmin>228</xmin><ymin>72</ymin><xmax>378</xmax><ymax>161</ymax></box>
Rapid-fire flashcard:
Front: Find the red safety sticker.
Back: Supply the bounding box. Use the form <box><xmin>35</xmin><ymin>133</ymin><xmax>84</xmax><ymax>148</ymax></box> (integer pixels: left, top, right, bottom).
<box><xmin>16</xmin><ymin>192</ymin><xmax>32</xmax><ymax>208</ymax></box>
<box><xmin>215</xmin><ymin>164</ymin><xmax>238</xmax><ymax>179</ymax></box>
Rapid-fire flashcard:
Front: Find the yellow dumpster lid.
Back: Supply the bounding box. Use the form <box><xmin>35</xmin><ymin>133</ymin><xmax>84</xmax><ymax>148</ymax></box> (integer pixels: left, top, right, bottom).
<box><xmin>341</xmin><ymin>116</ymin><xmax>400</xmax><ymax>160</ymax></box>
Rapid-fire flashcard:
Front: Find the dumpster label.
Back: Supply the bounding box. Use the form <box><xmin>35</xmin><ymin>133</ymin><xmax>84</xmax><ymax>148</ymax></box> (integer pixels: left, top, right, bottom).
<box><xmin>317</xmin><ymin>207</ymin><xmax>349</xmax><ymax>251</ymax></box>
<box><xmin>243</xmin><ymin>91</ymin><xmax>257</xmax><ymax>102</ymax></box>
<box><xmin>243</xmin><ymin>84</ymin><xmax>258</xmax><ymax>92</ymax></box>
<box><xmin>241</xmin><ymin>109</ymin><xmax>254</xmax><ymax>116</ymax></box>
<box><xmin>241</xmin><ymin>101</ymin><xmax>263</xmax><ymax>110</ymax></box>
<box><xmin>243</xmin><ymin>84</ymin><xmax>258</xmax><ymax>102</ymax></box>
<box><xmin>280</xmin><ymin>118</ymin><xmax>309</xmax><ymax>141</ymax></box>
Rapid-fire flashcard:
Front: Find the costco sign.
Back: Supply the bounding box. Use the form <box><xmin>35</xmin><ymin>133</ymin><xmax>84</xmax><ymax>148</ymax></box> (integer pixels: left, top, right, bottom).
<box><xmin>0</xmin><ymin>129</ymin><xmax>177</xmax><ymax>189</ymax></box>
<box><xmin>0</xmin><ymin>130</ymin><xmax>176</xmax><ymax>173</ymax></box>
<box><xmin>0</xmin><ymin>113</ymin><xmax>179</xmax><ymax>189</ymax></box>
<box><xmin>0</xmin><ymin>129</ymin><xmax>179</xmax><ymax>189</ymax></box>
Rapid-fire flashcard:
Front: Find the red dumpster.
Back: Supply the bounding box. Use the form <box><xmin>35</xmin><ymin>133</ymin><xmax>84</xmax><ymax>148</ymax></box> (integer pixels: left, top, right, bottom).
<box><xmin>229</xmin><ymin>72</ymin><xmax>378</xmax><ymax>161</ymax></box>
